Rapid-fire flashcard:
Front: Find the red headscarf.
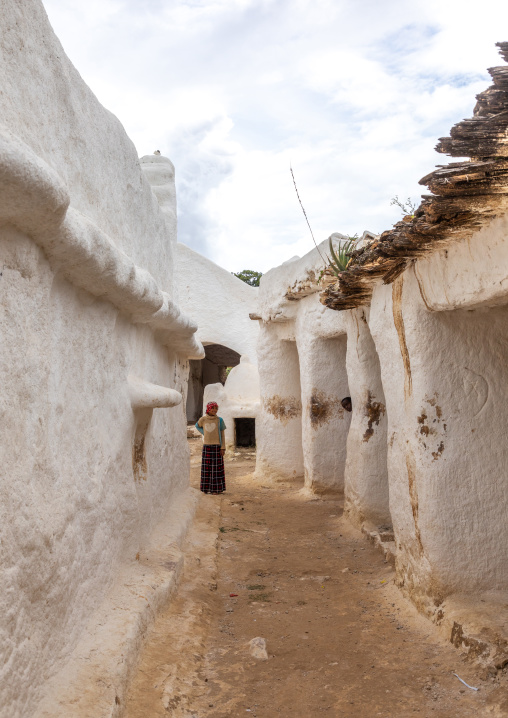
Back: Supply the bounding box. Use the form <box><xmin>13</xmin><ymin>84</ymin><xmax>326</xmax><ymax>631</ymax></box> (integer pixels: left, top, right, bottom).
<box><xmin>206</xmin><ymin>401</ymin><xmax>218</xmax><ymax>414</ymax></box>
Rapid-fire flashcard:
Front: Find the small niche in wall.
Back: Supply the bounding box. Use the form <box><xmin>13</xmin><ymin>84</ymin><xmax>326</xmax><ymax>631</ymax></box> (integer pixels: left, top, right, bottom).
<box><xmin>132</xmin><ymin>409</ymin><xmax>151</xmax><ymax>482</ymax></box>
<box><xmin>235</xmin><ymin>418</ymin><xmax>256</xmax><ymax>447</ymax></box>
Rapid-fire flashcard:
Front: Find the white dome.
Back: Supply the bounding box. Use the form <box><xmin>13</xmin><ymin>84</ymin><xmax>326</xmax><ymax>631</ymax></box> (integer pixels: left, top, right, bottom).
<box><xmin>224</xmin><ymin>355</ymin><xmax>260</xmax><ymax>403</ymax></box>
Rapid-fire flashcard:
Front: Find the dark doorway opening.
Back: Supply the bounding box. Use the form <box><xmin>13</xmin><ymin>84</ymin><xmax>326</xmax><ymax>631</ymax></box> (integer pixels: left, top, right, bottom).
<box><xmin>235</xmin><ymin>418</ymin><xmax>256</xmax><ymax>447</ymax></box>
<box><xmin>186</xmin><ymin>344</ymin><xmax>241</xmax><ymax>423</ymax></box>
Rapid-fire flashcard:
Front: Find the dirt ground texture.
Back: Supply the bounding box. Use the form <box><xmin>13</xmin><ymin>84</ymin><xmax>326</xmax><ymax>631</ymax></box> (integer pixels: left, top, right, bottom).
<box><xmin>124</xmin><ymin>441</ymin><xmax>508</xmax><ymax>717</ymax></box>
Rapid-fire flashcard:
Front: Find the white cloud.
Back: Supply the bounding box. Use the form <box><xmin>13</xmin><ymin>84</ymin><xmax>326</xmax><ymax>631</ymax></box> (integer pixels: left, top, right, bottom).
<box><xmin>42</xmin><ymin>0</ymin><xmax>508</xmax><ymax>272</ymax></box>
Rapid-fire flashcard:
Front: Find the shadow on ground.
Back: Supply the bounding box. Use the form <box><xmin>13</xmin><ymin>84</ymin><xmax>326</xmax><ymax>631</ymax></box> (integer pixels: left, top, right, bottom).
<box><xmin>124</xmin><ymin>440</ymin><xmax>507</xmax><ymax>718</ymax></box>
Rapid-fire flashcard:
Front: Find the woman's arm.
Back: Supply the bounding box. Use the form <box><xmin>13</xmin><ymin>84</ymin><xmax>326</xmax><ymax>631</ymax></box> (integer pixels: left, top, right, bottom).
<box><xmin>219</xmin><ymin>418</ymin><xmax>226</xmax><ymax>453</ymax></box>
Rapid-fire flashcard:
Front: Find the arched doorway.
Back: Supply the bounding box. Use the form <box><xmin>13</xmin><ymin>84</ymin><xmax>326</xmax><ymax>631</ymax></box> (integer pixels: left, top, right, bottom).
<box><xmin>186</xmin><ymin>343</ymin><xmax>241</xmax><ymax>423</ymax></box>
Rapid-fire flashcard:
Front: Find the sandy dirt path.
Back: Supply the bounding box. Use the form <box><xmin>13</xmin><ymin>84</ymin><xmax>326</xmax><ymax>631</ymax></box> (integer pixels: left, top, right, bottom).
<box><xmin>124</xmin><ymin>440</ymin><xmax>507</xmax><ymax>717</ymax></box>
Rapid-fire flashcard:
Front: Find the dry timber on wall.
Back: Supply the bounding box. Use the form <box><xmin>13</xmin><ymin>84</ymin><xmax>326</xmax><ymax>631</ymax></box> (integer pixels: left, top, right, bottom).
<box><xmin>321</xmin><ymin>41</ymin><xmax>508</xmax><ymax>312</ymax></box>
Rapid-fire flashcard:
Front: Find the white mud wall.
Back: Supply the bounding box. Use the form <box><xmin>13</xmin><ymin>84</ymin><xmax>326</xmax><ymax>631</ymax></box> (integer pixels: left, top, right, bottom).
<box><xmin>176</xmin><ymin>243</ymin><xmax>259</xmax><ymax>360</ymax></box>
<box><xmin>344</xmin><ymin>307</ymin><xmax>389</xmax><ymax>526</ymax></box>
<box><xmin>140</xmin><ymin>154</ymin><xmax>177</xmax><ymax>240</ymax></box>
<box><xmin>255</xmin><ymin>240</ymin><xmax>353</xmax><ymax>489</ymax></box>
<box><xmin>0</xmin><ymin>2</ymin><xmax>201</xmax><ymax>716</ymax></box>
<box><xmin>369</xmin><ymin>263</ymin><xmax>508</xmax><ymax>615</ymax></box>
<box><xmin>0</xmin><ymin>2</ymin><xmax>175</xmax><ymax>291</ymax></box>
<box><xmin>256</xmin><ymin>205</ymin><xmax>508</xmax><ymax>633</ymax></box>
<box><xmin>295</xmin><ymin>296</ymin><xmax>351</xmax><ymax>493</ymax></box>
<box><xmin>413</xmin><ymin>213</ymin><xmax>508</xmax><ymax>312</ymax></box>
<box><xmin>256</xmin><ymin>323</ymin><xmax>304</xmax><ymax>481</ymax></box>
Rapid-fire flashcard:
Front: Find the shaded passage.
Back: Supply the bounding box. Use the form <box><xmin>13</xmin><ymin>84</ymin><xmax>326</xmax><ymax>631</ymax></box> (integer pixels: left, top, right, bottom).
<box><xmin>124</xmin><ymin>441</ymin><xmax>506</xmax><ymax>717</ymax></box>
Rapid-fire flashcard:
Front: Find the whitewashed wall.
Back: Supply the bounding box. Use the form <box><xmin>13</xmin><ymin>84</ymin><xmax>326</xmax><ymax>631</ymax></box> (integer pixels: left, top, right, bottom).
<box><xmin>369</xmin><ymin>254</ymin><xmax>508</xmax><ymax>616</ymax></box>
<box><xmin>295</xmin><ymin>297</ymin><xmax>351</xmax><ymax>493</ymax></box>
<box><xmin>255</xmin><ymin>240</ymin><xmax>351</xmax><ymax>490</ymax></box>
<box><xmin>256</xmin><ymin>221</ymin><xmax>508</xmax><ymax>623</ymax></box>
<box><xmin>256</xmin><ymin>322</ymin><xmax>305</xmax><ymax>481</ymax></box>
<box><xmin>0</xmin><ymin>2</ymin><xmax>202</xmax><ymax>716</ymax></box>
<box><xmin>176</xmin><ymin>243</ymin><xmax>259</xmax><ymax>360</ymax></box>
<box><xmin>344</xmin><ymin>307</ymin><xmax>389</xmax><ymax>527</ymax></box>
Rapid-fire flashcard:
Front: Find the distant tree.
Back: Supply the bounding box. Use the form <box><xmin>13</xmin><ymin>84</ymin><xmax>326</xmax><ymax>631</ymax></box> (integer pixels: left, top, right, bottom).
<box><xmin>232</xmin><ymin>269</ymin><xmax>262</xmax><ymax>287</ymax></box>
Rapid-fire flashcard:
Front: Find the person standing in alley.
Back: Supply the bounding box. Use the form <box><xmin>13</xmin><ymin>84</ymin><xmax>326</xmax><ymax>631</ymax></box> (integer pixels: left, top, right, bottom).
<box><xmin>195</xmin><ymin>401</ymin><xmax>226</xmax><ymax>494</ymax></box>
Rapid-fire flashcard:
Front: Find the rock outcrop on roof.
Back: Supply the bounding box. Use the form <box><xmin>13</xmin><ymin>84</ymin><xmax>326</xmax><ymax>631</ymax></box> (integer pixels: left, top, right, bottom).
<box><xmin>320</xmin><ymin>41</ymin><xmax>508</xmax><ymax>312</ymax></box>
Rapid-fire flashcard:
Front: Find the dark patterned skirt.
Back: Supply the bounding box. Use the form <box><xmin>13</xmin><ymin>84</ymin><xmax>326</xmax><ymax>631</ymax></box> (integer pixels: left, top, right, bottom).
<box><xmin>200</xmin><ymin>445</ymin><xmax>226</xmax><ymax>494</ymax></box>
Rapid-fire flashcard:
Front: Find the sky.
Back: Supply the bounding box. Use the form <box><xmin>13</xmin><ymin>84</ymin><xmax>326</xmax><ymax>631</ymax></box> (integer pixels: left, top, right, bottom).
<box><xmin>42</xmin><ymin>0</ymin><xmax>508</xmax><ymax>273</ymax></box>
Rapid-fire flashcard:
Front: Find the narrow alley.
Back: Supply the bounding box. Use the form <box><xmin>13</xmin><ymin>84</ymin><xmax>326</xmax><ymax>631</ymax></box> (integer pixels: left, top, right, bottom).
<box><xmin>124</xmin><ymin>441</ymin><xmax>507</xmax><ymax>717</ymax></box>
<box><xmin>4</xmin><ymin>11</ymin><xmax>508</xmax><ymax>717</ymax></box>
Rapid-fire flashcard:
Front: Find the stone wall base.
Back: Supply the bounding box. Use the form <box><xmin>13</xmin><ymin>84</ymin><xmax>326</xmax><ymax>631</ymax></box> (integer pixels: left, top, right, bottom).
<box><xmin>357</xmin><ymin>519</ymin><xmax>507</xmax><ymax>676</ymax></box>
<box><xmin>34</xmin><ymin>489</ymin><xmax>200</xmax><ymax>718</ymax></box>
<box><xmin>435</xmin><ymin>594</ymin><xmax>508</xmax><ymax>677</ymax></box>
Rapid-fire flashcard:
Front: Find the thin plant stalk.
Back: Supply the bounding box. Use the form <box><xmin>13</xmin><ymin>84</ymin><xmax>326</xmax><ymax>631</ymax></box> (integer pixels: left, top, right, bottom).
<box><xmin>290</xmin><ymin>165</ymin><xmax>326</xmax><ymax>263</ymax></box>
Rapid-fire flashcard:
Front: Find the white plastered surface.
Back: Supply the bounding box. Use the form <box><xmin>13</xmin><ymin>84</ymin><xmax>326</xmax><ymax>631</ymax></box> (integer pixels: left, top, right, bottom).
<box><xmin>176</xmin><ymin>243</ymin><xmax>259</xmax><ymax>361</ymax></box>
<box><xmin>0</xmin><ymin>2</ymin><xmax>200</xmax><ymax>715</ymax></box>
<box><xmin>203</xmin><ymin>356</ymin><xmax>261</xmax><ymax>452</ymax></box>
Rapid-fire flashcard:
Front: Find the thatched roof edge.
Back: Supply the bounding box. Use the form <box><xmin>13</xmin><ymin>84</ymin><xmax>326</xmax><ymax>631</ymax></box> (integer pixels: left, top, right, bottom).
<box><xmin>320</xmin><ymin>41</ymin><xmax>508</xmax><ymax>312</ymax></box>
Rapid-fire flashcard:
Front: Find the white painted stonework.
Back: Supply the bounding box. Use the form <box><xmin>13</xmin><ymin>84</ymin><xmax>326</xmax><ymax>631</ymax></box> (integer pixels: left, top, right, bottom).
<box><xmin>368</xmin><ymin>263</ymin><xmax>508</xmax><ymax>615</ymax></box>
<box><xmin>255</xmin><ymin>238</ymin><xmax>352</xmax><ymax>489</ymax></box>
<box><xmin>0</xmin><ymin>3</ymin><xmax>205</xmax><ymax>716</ymax></box>
<box><xmin>203</xmin><ymin>355</ymin><xmax>261</xmax><ymax>453</ymax></box>
<box><xmin>255</xmin><ymin>321</ymin><xmax>305</xmax><ymax>482</ymax></box>
<box><xmin>343</xmin><ymin>307</ymin><xmax>389</xmax><ymax>527</ymax></box>
<box><xmin>257</xmin><ymin>221</ymin><xmax>508</xmax><ymax>660</ymax></box>
<box><xmin>140</xmin><ymin>154</ymin><xmax>178</xmax><ymax>243</ymax></box>
<box><xmin>176</xmin><ymin>245</ymin><xmax>260</xmax><ymax>426</ymax></box>
<box><xmin>2</xmin><ymin>0</ymin><xmax>508</xmax><ymax>710</ymax></box>
<box><xmin>412</xmin><ymin>213</ymin><xmax>508</xmax><ymax>312</ymax></box>
<box><xmin>176</xmin><ymin>243</ymin><xmax>259</xmax><ymax>361</ymax></box>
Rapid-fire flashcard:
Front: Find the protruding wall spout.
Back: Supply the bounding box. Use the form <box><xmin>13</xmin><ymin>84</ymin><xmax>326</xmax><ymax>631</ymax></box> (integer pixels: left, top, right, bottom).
<box><xmin>128</xmin><ymin>375</ymin><xmax>182</xmax><ymax>410</ymax></box>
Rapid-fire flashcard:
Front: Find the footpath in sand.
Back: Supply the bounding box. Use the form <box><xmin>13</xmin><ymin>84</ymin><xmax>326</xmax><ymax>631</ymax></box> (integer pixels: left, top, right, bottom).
<box><xmin>125</xmin><ymin>440</ymin><xmax>507</xmax><ymax>717</ymax></box>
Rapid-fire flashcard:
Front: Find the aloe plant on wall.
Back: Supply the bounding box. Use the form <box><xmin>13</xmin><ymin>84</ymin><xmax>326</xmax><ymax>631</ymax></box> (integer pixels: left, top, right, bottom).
<box><xmin>327</xmin><ymin>235</ymin><xmax>358</xmax><ymax>276</ymax></box>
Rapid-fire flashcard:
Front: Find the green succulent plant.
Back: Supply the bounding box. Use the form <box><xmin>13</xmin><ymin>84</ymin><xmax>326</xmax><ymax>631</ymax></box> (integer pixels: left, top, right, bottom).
<box><xmin>327</xmin><ymin>236</ymin><xmax>358</xmax><ymax>276</ymax></box>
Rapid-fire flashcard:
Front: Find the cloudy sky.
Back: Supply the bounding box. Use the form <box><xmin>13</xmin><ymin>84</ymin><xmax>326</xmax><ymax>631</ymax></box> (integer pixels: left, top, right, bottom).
<box><xmin>43</xmin><ymin>0</ymin><xmax>507</xmax><ymax>273</ymax></box>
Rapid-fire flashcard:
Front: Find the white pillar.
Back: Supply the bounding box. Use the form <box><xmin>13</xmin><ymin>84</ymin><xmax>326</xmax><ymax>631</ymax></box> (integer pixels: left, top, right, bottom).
<box><xmin>344</xmin><ymin>307</ymin><xmax>390</xmax><ymax>527</ymax></box>
<box><xmin>256</xmin><ymin>323</ymin><xmax>304</xmax><ymax>481</ymax></box>
<box><xmin>296</xmin><ymin>330</ymin><xmax>350</xmax><ymax>494</ymax></box>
